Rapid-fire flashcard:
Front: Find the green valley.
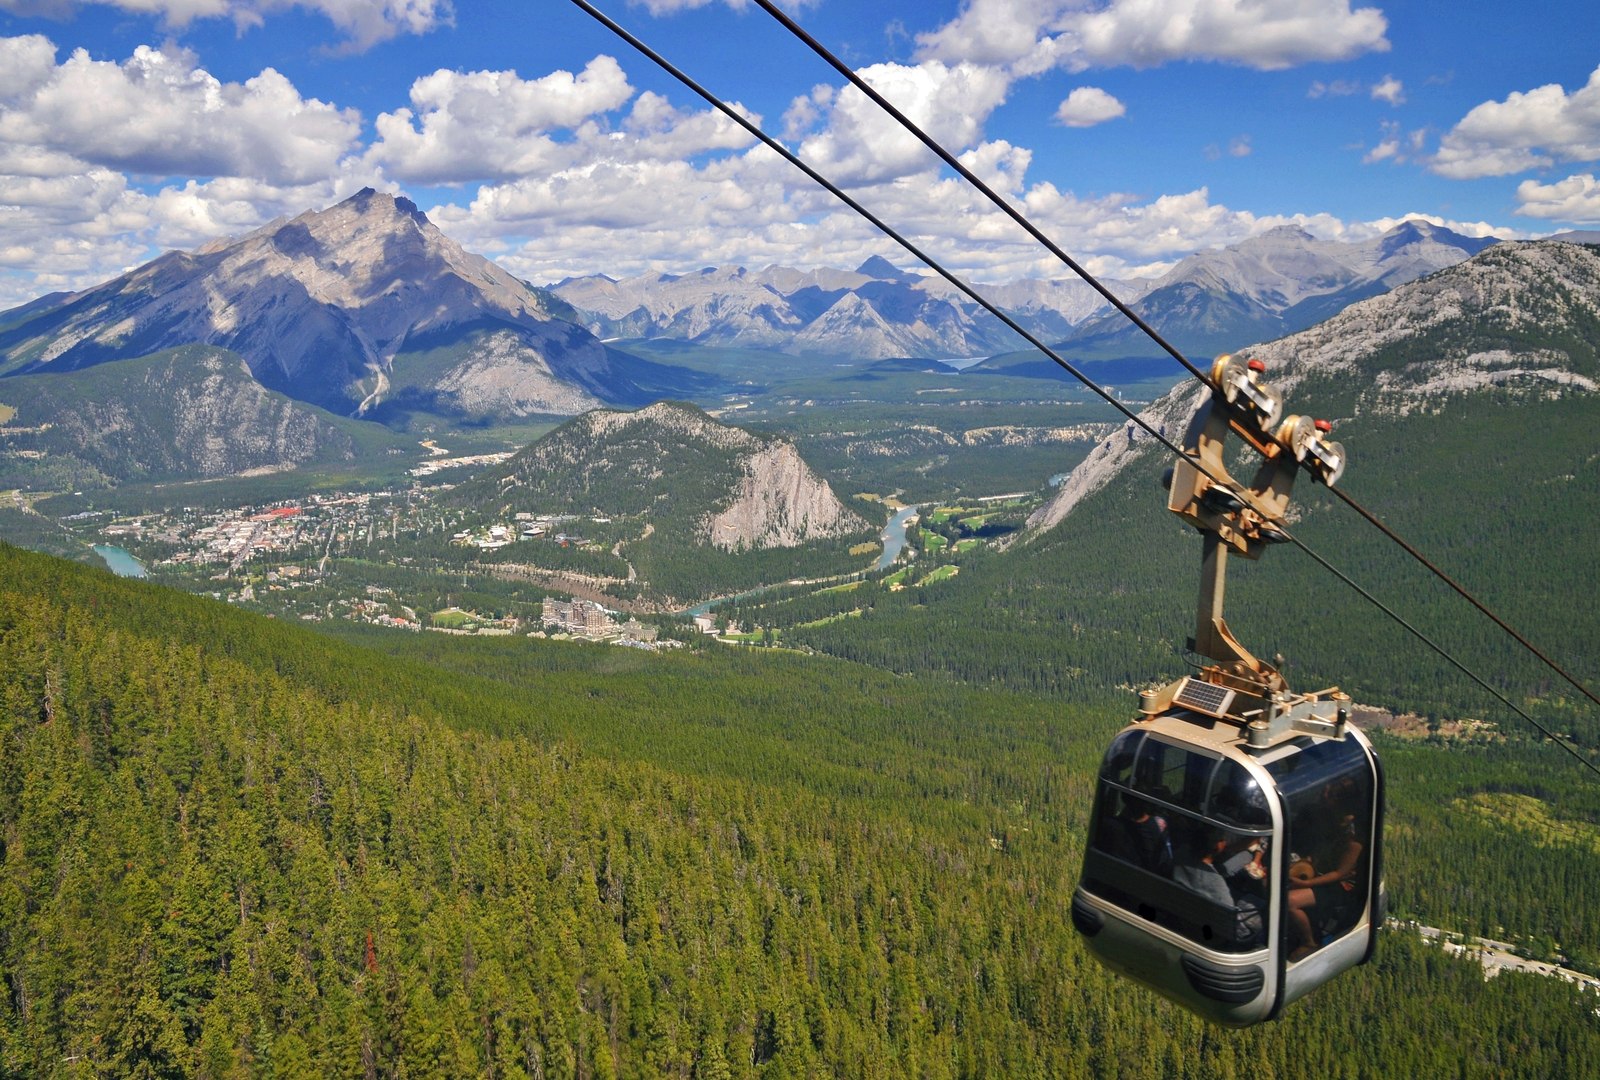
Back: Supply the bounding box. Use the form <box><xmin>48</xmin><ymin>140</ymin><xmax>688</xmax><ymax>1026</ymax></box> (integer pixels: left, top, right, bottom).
<box><xmin>4</xmin><ymin>543</ymin><xmax>1600</xmax><ymax>1077</ymax></box>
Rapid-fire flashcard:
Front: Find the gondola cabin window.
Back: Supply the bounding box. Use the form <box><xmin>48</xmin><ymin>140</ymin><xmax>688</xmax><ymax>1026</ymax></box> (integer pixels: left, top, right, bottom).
<box><xmin>1083</xmin><ymin>731</ymin><xmax>1273</xmax><ymax>953</ymax></box>
<box><xmin>1267</xmin><ymin>737</ymin><xmax>1375</xmax><ymax>960</ymax></box>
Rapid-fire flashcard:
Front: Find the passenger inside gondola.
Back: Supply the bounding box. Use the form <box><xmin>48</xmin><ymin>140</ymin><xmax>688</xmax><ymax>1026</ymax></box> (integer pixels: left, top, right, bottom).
<box><xmin>1286</xmin><ymin>776</ymin><xmax>1367</xmax><ymax>960</ymax></box>
<box><xmin>1121</xmin><ymin>795</ymin><xmax>1174</xmax><ymax>876</ymax></box>
<box><xmin>1085</xmin><ymin>735</ymin><xmax>1279</xmax><ymax>952</ymax></box>
<box><xmin>1172</xmin><ymin>827</ymin><xmax>1267</xmax><ymax>948</ymax></box>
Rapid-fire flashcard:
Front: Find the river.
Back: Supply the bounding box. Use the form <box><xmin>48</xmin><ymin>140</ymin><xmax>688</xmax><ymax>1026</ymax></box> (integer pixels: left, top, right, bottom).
<box><xmin>682</xmin><ymin>584</ymin><xmax>780</xmax><ymax>619</ymax></box>
<box><xmin>877</xmin><ymin>504</ymin><xmax>919</xmax><ymax>571</ymax></box>
<box><xmin>93</xmin><ymin>544</ymin><xmax>148</xmax><ymax>578</ymax></box>
<box><xmin>680</xmin><ymin>504</ymin><xmax>919</xmax><ymax>617</ymax></box>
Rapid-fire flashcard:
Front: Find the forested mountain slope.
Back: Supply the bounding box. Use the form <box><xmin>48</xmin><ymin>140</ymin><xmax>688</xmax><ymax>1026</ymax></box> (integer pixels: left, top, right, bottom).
<box><xmin>778</xmin><ymin>242</ymin><xmax>1600</xmax><ymax>740</ymax></box>
<box><xmin>454</xmin><ymin>400</ymin><xmax>876</xmax><ymax>601</ymax></box>
<box><xmin>0</xmin><ymin>345</ymin><xmax>398</xmax><ymax>490</ymax></box>
<box><xmin>3</xmin><ymin>543</ymin><xmax>1600</xmax><ymax>1075</ymax></box>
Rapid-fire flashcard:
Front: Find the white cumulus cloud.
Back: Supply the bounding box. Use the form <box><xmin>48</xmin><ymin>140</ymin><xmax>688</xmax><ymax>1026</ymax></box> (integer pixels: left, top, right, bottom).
<box><xmin>1433</xmin><ymin>65</ymin><xmax>1600</xmax><ymax>180</ymax></box>
<box><xmin>621</xmin><ymin>91</ymin><xmax>759</xmax><ymax>160</ymax></box>
<box><xmin>919</xmin><ymin>0</ymin><xmax>1389</xmax><ymax>75</ymax></box>
<box><xmin>957</xmin><ymin>139</ymin><xmax>1032</xmax><ymax>193</ymax></box>
<box><xmin>1055</xmin><ymin>86</ymin><xmax>1125</xmax><ymax>127</ymax></box>
<box><xmin>0</xmin><ymin>34</ymin><xmax>59</xmax><ymax>100</ymax></box>
<box><xmin>626</xmin><ymin>0</ymin><xmax>819</xmax><ymax>12</ymax></box>
<box><xmin>1204</xmin><ymin>135</ymin><xmax>1252</xmax><ymax>160</ymax></box>
<box><xmin>1363</xmin><ymin>120</ymin><xmax>1426</xmax><ymax>166</ymax></box>
<box><xmin>0</xmin><ymin>38</ymin><xmax>362</xmax><ymax>184</ymax></box>
<box><xmin>793</xmin><ymin>60</ymin><xmax>1012</xmax><ymax>185</ymax></box>
<box><xmin>1308</xmin><ymin>78</ymin><xmax>1361</xmax><ymax>98</ymax></box>
<box><xmin>0</xmin><ymin>0</ymin><xmax>453</xmax><ymax>49</ymax></box>
<box><xmin>1371</xmin><ymin>75</ymin><xmax>1404</xmax><ymax>105</ymax></box>
<box><xmin>915</xmin><ymin>0</ymin><xmax>1066</xmax><ymax>71</ymax></box>
<box><xmin>1515</xmin><ymin>173</ymin><xmax>1600</xmax><ymax>224</ymax></box>
<box><xmin>367</xmin><ymin>57</ymin><xmax>635</xmax><ymax>184</ymax></box>
<box><xmin>432</xmin><ymin>144</ymin><xmax>1361</xmax><ymax>292</ymax></box>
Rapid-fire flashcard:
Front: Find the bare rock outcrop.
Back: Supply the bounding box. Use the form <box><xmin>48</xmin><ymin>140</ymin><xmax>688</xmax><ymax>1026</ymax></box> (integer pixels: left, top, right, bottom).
<box><xmin>704</xmin><ymin>441</ymin><xmax>867</xmax><ymax>551</ymax></box>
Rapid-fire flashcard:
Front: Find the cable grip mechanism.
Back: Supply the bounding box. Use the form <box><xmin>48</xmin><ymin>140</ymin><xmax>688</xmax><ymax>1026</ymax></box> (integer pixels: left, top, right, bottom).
<box><xmin>1159</xmin><ymin>355</ymin><xmax>1352</xmax><ymax>744</ymax></box>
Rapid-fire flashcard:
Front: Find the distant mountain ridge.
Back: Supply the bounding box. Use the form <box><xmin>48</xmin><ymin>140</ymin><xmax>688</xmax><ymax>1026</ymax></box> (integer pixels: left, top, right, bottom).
<box><xmin>552</xmin><ymin>259</ymin><xmax>1121</xmax><ymax>361</ymax></box>
<box><xmin>0</xmin><ymin>189</ymin><xmax>696</xmax><ymax>422</ymax></box>
<box><xmin>554</xmin><ymin>221</ymin><xmax>1495</xmax><ymax>366</ymax></box>
<box><xmin>1045</xmin><ymin>220</ymin><xmax>1497</xmax><ymax>363</ymax></box>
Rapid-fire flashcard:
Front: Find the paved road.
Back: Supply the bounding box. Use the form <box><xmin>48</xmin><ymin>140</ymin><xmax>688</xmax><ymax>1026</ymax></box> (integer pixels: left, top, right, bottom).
<box><xmin>1414</xmin><ymin>923</ymin><xmax>1600</xmax><ymax>993</ymax></box>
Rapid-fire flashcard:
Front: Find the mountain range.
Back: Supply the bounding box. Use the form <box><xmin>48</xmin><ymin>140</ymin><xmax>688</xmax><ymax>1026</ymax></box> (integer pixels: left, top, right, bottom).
<box><xmin>0</xmin><ymin>189</ymin><xmax>1521</xmax><ymax>490</ymax></box>
<box><xmin>0</xmin><ymin>189</ymin><xmax>698</xmax><ymax>423</ymax></box>
<box><xmin>1038</xmin><ymin>220</ymin><xmax>1497</xmax><ymax>364</ymax></box>
<box><xmin>553</xmin><ymin>221</ymin><xmax>1498</xmax><ymax>365</ymax></box>
<box><xmin>1028</xmin><ymin>236</ymin><xmax>1600</xmax><ymax>535</ymax></box>
<box><xmin>551</xmin><ymin>256</ymin><xmax>1119</xmax><ymax>361</ymax></box>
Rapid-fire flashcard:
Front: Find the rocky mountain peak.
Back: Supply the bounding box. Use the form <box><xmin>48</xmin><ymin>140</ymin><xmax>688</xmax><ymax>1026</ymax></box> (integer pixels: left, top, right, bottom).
<box><xmin>1249</xmin><ymin>224</ymin><xmax>1318</xmax><ymax>245</ymax></box>
<box><xmin>574</xmin><ymin>400</ymin><xmax>763</xmax><ymax>452</ymax></box>
<box><xmin>0</xmin><ymin>189</ymin><xmax>668</xmax><ymax>421</ymax></box>
<box><xmin>856</xmin><ymin>255</ymin><xmax>906</xmax><ymax>279</ymax></box>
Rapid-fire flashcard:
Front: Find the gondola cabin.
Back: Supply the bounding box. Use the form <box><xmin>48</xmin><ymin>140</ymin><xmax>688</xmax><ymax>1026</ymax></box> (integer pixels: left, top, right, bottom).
<box><xmin>1071</xmin><ymin>355</ymin><xmax>1385</xmax><ymax>1025</ymax></box>
<box><xmin>1072</xmin><ymin>677</ymin><xmax>1385</xmax><ymax>1026</ymax></box>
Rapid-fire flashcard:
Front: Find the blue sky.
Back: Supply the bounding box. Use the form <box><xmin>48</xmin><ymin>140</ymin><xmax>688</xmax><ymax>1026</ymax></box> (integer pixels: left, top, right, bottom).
<box><xmin>1</xmin><ymin>0</ymin><xmax>1597</xmax><ymax>308</ymax></box>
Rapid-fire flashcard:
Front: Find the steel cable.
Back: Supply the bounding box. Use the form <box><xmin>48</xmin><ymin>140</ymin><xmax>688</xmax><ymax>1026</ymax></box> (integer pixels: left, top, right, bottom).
<box><xmin>565</xmin><ymin>0</ymin><xmax>1600</xmax><ymax>777</ymax></box>
<box><xmin>750</xmin><ymin>0</ymin><xmax>1600</xmax><ymax>717</ymax></box>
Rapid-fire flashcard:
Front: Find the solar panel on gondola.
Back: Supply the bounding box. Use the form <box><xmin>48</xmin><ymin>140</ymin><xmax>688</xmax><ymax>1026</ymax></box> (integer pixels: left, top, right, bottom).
<box><xmin>1172</xmin><ymin>678</ymin><xmax>1234</xmax><ymax>719</ymax></box>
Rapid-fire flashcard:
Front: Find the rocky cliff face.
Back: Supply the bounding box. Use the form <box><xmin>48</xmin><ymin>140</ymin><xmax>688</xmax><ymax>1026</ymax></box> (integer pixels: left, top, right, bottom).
<box><xmin>1025</xmin><ymin>239</ymin><xmax>1600</xmax><ymax>536</ymax></box>
<box><xmin>0</xmin><ymin>345</ymin><xmax>364</xmax><ymax>483</ymax></box>
<box><xmin>0</xmin><ymin>189</ymin><xmax>665</xmax><ymax>420</ymax></box>
<box><xmin>426</xmin><ymin>328</ymin><xmax>606</xmax><ymax>417</ymax></box>
<box><xmin>704</xmin><ymin>441</ymin><xmax>866</xmax><ymax>551</ymax></box>
<box><xmin>478</xmin><ymin>401</ymin><xmax>867</xmax><ymax>550</ymax></box>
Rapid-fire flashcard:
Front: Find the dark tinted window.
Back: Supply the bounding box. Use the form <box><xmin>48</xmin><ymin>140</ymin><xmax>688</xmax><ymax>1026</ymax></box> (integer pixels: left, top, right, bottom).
<box><xmin>1131</xmin><ymin>736</ymin><xmax>1213</xmax><ymax>808</ymax></box>
<box><xmin>1269</xmin><ymin>739</ymin><xmax>1374</xmax><ymax>960</ymax></box>
<box><xmin>1208</xmin><ymin>760</ymin><xmax>1271</xmax><ymax>829</ymax></box>
<box><xmin>1099</xmin><ymin>729</ymin><xmax>1142</xmax><ymax>784</ymax></box>
<box><xmin>1084</xmin><ymin>736</ymin><xmax>1272</xmax><ymax>953</ymax></box>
